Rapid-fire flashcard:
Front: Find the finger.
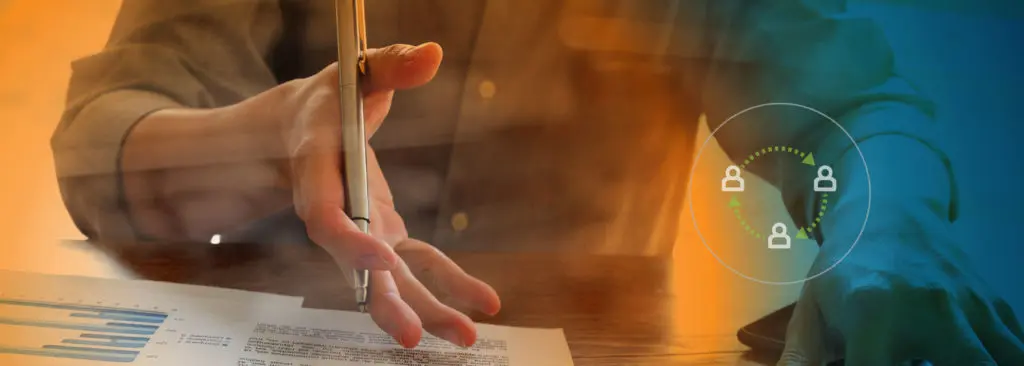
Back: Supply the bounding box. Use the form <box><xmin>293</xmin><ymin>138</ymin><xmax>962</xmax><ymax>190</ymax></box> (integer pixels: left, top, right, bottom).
<box><xmin>361</xmin><ymin>43</ymin><xmax>440</xmax><ymax>137</ymax></box>
<box><xmin>368</xmin><ymin>197</ymin><xmax>409</xmax><ymax>249</ymax></box>
<box><xmin>993</xmin><ymin>298</ymin><xmax>1024</xmax><ymax>342</ymax></box>
<box><xmin>363</xmin><ymin>42</ymin><xmax>443</xmax><ymax>94</ymax></box>
<box><xmin>968</xmin><ymin>298</ymin><xmax>1024</xmax><ymax>365</ymax></box>
<box><xmin>367</xmin><ymin>147</ymin><xmax>397</xmax><ymax>218</ymax></box>
<box><xmin>368</xmin><ymin>269</ymin><xmax>423</xmax><ymax>348</ymax></box>
<box><xmin>843</xmin><ymin>321</ymin><xmax>900</xmax><ymax>366</ymax></box>
<box><xmin>978</xmin><ymin>322</ymin><xmax>1024</xmax><ymax>365</ymax></box>
<box><xmin>307</xmin><ymin>43</ymin><xmax>436</xmax><ymax>139</ymax></box>
<box><xmin>304</xmin><ymin>195</ymin><xmax>396</xmax><ymax>271</ymax></box>
<box><xmin>365</xmin><ymin>147</ymin><xmax>409</xmax><ymax>246</ymax></box>
<box><xmin>778</xmin><ymin>283</ymin><xmax>829</xmax><ymax>366</ymax></box>
<box><xmin>398</xmin><ymin>239</ymin><xmax>501</xmax><ymax>317</ymax></box>
<box><xmin>840</xmin><ymin>284</ymin><xmax>909</xmax><ymax>366</ymax></box>
<box><xmin>917</xmin><ymin>308</ymin><xmax>996</xmax><ymax>366</ymax></box>
<box><xmin>292</xmin><ymin>138</ymin><xmax>397</xmax><ymax>270</ymax></box>
<box><xmin>878</xmin><ymin>287</ymin><xmax>996</xmax><ymax>366</ymax></box>
<box><xmin>390</xmin><ymin>249</ymin><xmax>477</xmax><ymax>347</ymax></box>
<box><xmin>363</xmin><ymin>90</ymin><xmax>394</xmax><ymax>137</ymax></box>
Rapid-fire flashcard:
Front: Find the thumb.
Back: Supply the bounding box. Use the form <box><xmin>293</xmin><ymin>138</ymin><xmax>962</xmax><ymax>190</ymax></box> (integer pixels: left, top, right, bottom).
<box><xmin>778</xmin><ymin>284</ymin><xmax>828</xmax><ymax>366</ymax></box>
<box><xmin>363</xmin><ymin>42</ymin><xmax>443</xmax><ymax>94</ymax></box>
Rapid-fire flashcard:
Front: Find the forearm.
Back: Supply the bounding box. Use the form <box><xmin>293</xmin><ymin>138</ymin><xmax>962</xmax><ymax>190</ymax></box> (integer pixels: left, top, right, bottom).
<box><xmin>122</xmin><ymin>102</ymin><xmax>289</xmax><ymax>241</ymax></box>
<box><xmin>812</xmin><ymin>104</ymin><xmax>955</xmax><ymax>245</ymax></box>
<box><xmin>120</xmin><ymin>97</ymin><xmax>294</xmax><ymax>170</ymax></box>
<box><xmin>51</xmin><ymin>0</ymin><xmax>285</xmax><ymax>241</ymax></box>
<box><xmin>829</xmin><ymin>135</ymin><xmax>951</xmax><ymax>220</ymax></box>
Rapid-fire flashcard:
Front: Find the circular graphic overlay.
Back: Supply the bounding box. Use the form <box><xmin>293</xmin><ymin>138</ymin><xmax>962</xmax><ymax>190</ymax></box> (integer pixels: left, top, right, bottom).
<box><xmin>687</xmin><ymin>102</ymin><xmax>871</xmax><ymax>285</ymax></box>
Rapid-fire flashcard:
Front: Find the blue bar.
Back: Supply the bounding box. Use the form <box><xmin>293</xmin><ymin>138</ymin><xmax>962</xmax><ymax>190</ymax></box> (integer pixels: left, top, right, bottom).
<box><xmin>70</xmin><ymin>312</ymin><xmax>165</xmax><ymax>324</ymax></box>
<box><xmin>106</xmin><ymin>322</ymin><xmax>160</xmax><ymax>330</ymax></box>
<box><xmin>0</xmin><ymin>346</ymin><xmax>135</xmax><ymax>363</ymax></box>
<box><xmin>0</xmin><ymin>318</ymin><xmax>155</xmax><ymax>335</ymax></box>
<box><xmin>62</xmin><ymin>339</ymin><xmax>148</xmax><ymax>349</ymax></box>
<box><xmin>0</xmin><ymin>298</ymin><xmax>167</xmax><ymax>318</ymax></box>
<box><xmin>100</xmin><ymin>311</ymin><xmax>167</xmax><ymax>321</ymax></box>
<box><xmin>42</xmin><ymin>345</ymin><xmax>140</xmax><ymax>356</ymax></box>
<box><xmin>80</xmin><ymin>334</ymin><xmax>150</xmax><ymax>343</ymax></box>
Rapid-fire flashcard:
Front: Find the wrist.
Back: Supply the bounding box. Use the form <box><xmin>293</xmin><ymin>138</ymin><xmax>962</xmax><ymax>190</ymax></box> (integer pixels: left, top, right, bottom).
<box><xmin>817</xmin><ymin>198</ymin><xmax>951</xmax><ymax>267</ymax></box>
<box><xmin>123</xmin><ymin>106</ymin><xmax>281</xmax><ymax>171</ymax></box>
<box><xmin>818</xmin><ymin>133</ymin><xmax>951</xmax><ymax>230</ymax></box>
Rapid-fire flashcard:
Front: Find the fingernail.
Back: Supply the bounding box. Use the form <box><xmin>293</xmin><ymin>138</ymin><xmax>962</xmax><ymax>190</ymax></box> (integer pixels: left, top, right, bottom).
<box><xmin>378</xmin><ymin>312</ymin><xmax>409</xmax><ymax>348</ymax></box>
<box><xmin>412</xmin><ymin>42</ymin><xmax>432</xmax><ymax>52</ymax></box>
<box><xmin>475</xmin><ymin>304</ymin><xmax>497</xmax><ymax>317</ymax></box>
<box><xmin>479</xmin><ymin>298</ymin><xmax>501</xmax><ymax>316</ymax></box>
<box><xmin>437</xmin><ymin>328</ymin><xmax>467</xmax><ymax>348</ymax></box>
<box><xmin>403</xmin><ymin>42</ymin><xmax>432</xmax><ymax>61</ymax></box>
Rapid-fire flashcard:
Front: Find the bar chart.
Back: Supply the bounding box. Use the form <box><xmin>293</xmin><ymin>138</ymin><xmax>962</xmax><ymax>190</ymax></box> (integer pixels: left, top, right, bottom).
<box><xmin>0</xmin><ymin>297</ymin><xmax>167</xmax><ymax>363</ymax></box>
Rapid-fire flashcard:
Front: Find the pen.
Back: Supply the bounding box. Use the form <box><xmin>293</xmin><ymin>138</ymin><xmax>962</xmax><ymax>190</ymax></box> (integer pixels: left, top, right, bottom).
<box><xmin>335</xmin><ymin>0</ymin><xmax>371</xmax><ymax>313</ymax></box>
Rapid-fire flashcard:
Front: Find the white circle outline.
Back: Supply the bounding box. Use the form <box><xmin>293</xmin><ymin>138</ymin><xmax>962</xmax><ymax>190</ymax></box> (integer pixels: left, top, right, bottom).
<box><xmin>687</xmin><ymin>102</ymin><xmax>872</xmax><ymax>285</ymax></box>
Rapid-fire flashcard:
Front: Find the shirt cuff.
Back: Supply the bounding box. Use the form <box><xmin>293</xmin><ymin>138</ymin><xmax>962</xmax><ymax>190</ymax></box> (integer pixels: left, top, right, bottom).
<box><xmin>787</xmin><ymin>100</ymin><xmax>958</xmax><ymax>235</ymax></box>
<box><xmin>52</xmin><ymin>90</ymin><xmax>182</xmax><ymax>241</ymax></box>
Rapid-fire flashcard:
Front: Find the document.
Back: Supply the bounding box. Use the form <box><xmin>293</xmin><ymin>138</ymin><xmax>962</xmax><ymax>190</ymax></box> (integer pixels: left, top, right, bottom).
<box><xmin>0</xmin><ymin>270</ymin><xmax>303</xmax><ymax>365</ymax></box>
<box><xmin>185</xmin><ymin>308</ymin><xmax>575</xmax><ymax>366</ymax></box>
<box><xmin>0</xmin><ymin>271</ymin><xmax>575</xmax><ymax>366</ymax></box>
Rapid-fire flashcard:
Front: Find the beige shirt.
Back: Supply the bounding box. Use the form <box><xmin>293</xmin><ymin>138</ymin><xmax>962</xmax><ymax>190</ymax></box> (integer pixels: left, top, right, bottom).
<box><xmin>51</xmin><ymin>0</ymin><xmax>948</xmax><ymax>255</ymax></box>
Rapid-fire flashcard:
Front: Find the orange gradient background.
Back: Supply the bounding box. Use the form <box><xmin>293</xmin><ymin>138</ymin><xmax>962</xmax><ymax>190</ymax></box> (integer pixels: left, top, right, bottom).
<box><xmin>0</xmin><ymin>0</ymin><xmax>805</xmax><ymax>353</ymax></box>
<box><xmin>0</xmin><ymin>0</ymin><xmax>120</xmax><ymax>277</ymax></box>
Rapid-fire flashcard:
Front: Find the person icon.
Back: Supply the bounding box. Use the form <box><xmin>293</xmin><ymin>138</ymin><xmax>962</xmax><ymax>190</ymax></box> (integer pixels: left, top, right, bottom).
<box><xmin>814</xmin><ymin>165</ymin><xmax>837</xmax><ymax>192</ymax></box>
<box><xmin>768</xmin><ymin>223</ymin><xmax>791</xmax><ymax>249</ymax></box>
<box><xmin>721</xmin><ymin>165</ymin><xmax>745</xmax><ymax>192</ymax></box>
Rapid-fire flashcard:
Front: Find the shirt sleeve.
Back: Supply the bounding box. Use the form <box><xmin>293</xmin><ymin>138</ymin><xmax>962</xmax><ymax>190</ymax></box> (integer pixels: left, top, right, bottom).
<box><xmin>698</xmin><ymin>0</ymin><xmax>957</xmax><ymax>236</ymax></box>
<box><xmin>50</xmin><ymin>0</ymin><xmax>284</xmax><ymax>240</ymax></box>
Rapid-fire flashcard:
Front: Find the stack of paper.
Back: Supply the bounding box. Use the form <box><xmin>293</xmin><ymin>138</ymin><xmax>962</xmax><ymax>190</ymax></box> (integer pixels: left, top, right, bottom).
<box><xmin>0</xmin><ymin>270</ymin><xmax>574</xmax><ymax>365</ymax></box>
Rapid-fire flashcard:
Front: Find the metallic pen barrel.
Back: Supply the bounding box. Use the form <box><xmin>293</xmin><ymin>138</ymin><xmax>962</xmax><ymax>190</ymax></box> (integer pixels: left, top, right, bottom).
<box><xmin>352</xmin><ymin>219</ymin><xmax>371</xmax><ymax>313</ymax></box>
<box><xmin>353</xmin><ymin>267</ymin><xmax>369</xmax><ymax>313</ymax></box>
<box><xmin>336</xmin><ymin>0</ymin><xmax>372</xmax><ymax>313</ymax></box>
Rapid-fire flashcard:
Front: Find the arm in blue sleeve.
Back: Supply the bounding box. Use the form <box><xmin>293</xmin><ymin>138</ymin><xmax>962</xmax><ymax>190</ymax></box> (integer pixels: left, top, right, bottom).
<box><xmin>698</xmin><ymin>0</ymin><xmax>956</xmax><ymax>241</ymax></box>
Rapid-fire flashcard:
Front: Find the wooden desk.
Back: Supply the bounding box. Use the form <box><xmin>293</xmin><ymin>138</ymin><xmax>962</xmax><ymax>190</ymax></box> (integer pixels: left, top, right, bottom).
<box><xmin>27</xmin><ymin>240</ymin><xmax>783</xmax><ymax>365</ymax></box>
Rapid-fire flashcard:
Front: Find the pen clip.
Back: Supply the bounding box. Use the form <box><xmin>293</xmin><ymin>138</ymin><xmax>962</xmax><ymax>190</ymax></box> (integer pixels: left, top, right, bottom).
<box><xmin>355</xmin><ymin>0</ymin><xmax>368</xmax><ymax>75</ymax></box>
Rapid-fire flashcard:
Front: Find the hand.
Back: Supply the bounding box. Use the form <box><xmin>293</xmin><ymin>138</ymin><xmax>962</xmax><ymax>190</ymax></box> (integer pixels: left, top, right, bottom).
<box><xmin>123</xmin><ymin>42</ymin><xmax>500</xmax><ymax>347</ymax></box>
<box><xmin>252</xmin><ymin>42</ymin><xmax>501</xmax><ymax>347</ymax></box>
<box><xmin>778</xmin><ymin>203</ymin><xmax>1024</xmax><ymax>365</ymax></box>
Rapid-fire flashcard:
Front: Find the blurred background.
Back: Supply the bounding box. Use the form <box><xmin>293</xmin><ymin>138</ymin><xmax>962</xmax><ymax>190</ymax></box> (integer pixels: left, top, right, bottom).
<box><xmin>0</xmin><ymin>0</ymin><xmax>1021</xmax><ymax>335</ymax></box>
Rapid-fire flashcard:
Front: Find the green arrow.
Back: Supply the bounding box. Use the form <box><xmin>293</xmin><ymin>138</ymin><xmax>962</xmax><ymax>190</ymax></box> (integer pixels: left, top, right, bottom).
<box><xmin>801</xmin><ymin>153</ymin><xmax>816</xmax><ymax>166</ymax></box>
<box><xmin>795</xmin><ymin>228</ymin><xmax>808</xmax><ymax>239</ymax></box>
<box><xmin>729</xmin><ymin>197</ymin><xmax>762</xmax><ymax>239</ymax></box>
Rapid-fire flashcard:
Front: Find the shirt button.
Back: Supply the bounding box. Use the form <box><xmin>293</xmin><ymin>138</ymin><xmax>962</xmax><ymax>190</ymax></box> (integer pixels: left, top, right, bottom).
<box><xmin>478</xmin><ymin>80</ymin><xmax>496</xmax><ymax>99</ymax></box>
<box><xmin>451</xmin><ymin>212</ymin><xmax>469</xmax><ymax>232</ymax></box>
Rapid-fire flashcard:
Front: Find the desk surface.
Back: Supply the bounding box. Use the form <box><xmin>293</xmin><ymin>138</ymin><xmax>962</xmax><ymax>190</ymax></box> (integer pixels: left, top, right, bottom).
<box><xmin>11</xmin><ymin>240</ymin><xmax>790</xmax><ymax>365</ymax></box>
